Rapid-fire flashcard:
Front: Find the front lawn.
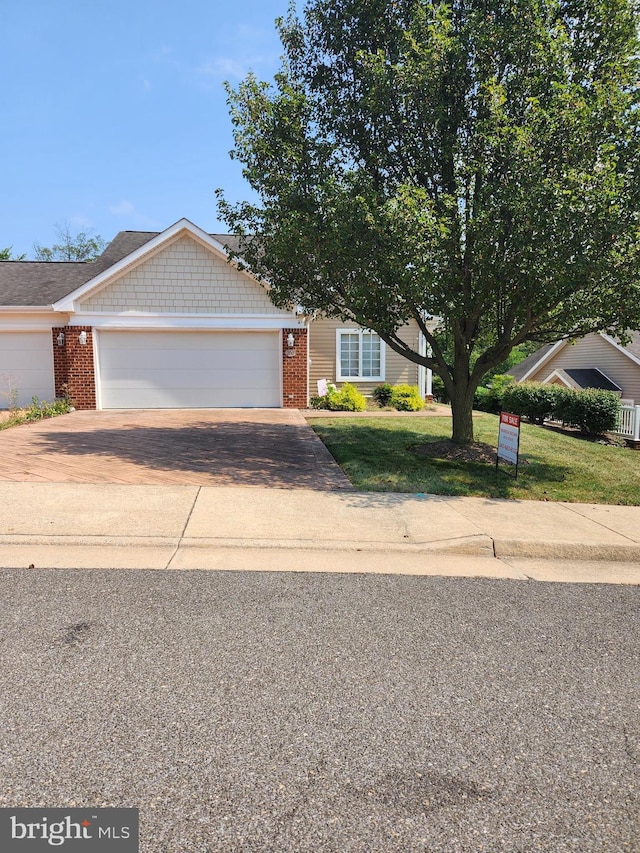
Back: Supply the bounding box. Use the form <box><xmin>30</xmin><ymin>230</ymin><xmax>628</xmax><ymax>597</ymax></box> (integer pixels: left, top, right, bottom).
<box><xmin>309</xmin><ymin>412</ymin><xmax>640</xmax><ymax>504</ymax></box>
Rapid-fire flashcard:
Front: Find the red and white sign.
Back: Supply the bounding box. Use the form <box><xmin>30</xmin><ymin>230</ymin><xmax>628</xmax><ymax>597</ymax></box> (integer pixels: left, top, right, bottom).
<box><xmin>497</xmin><ymin>412</ymin><xmax>521</xmax><ymax>465</ymax></box>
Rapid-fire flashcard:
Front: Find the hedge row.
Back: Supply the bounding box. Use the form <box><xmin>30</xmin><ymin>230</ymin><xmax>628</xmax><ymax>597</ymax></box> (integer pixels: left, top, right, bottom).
<box><xmin>496</xmin><ymin>382</ymin><xmax>620</xmax><ymax>436</ymax></box>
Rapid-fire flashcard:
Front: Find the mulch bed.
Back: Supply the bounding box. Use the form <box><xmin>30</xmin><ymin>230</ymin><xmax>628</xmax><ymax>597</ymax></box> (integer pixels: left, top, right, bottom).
<box><xmin>408</xmin><ymin>439</ymin><xmax>498</xmax><ymax>464</ymax></box>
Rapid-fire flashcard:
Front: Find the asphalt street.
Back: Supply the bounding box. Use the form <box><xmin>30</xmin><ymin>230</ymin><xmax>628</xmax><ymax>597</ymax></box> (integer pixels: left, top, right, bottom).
<box><xmin>0</xmin><ymin>568</ymin><xmax>637</xmax><ymax>852</ymax></box>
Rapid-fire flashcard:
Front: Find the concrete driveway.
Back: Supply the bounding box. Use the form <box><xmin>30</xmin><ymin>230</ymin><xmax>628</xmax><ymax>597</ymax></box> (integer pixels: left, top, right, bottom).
<box><xmin>0</xmin><ymin>409</ymin><xmax>352</xmax><ymax>489</ymax></box>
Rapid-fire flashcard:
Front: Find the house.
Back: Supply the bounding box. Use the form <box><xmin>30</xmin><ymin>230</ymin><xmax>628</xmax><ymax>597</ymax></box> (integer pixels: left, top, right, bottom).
<box><xmin>0</xmin><ymin>218</ymin><xmax>430</xmax><ymax>410</ymax></box>
<box><xmin>510</xmin><ymin>332</ymin><xmax>640</xmax><ymax>404</ymax></box>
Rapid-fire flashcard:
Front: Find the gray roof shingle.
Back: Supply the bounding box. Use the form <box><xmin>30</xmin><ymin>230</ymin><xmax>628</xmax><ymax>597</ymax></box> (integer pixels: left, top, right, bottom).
<box><xmin>509</xmin><ymin>343</ymin><xmax>558</xmax><ymax>381</ymax></box>
<box><xmin>0</xmin><ymin>260</ymin><xmax>93</xmax><ymax>306</ymax></box>
<box><xmin>563</xmin><ymin>368</ymin><xmax>622</xmax><ymax>391</ymax></box>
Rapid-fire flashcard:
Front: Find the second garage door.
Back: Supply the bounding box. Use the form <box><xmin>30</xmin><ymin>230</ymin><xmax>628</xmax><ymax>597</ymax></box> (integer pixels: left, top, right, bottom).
<box><xmin>98</xmin><ymin>330</ymin><xmax>281</xmax><ymax>408</ymax></box>
<box><xmin>0</xmin><ymin>331</ymin><xmax>55</xmax><ymax>408</ymax></box>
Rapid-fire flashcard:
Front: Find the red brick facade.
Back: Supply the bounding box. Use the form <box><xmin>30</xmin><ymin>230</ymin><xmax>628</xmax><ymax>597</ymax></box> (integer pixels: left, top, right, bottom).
<box><xmin>282</xmin><ymin>327</ymin><xmax>308</xmax><ymax>408</ymax></box>
<box><xmin>52</xmin><ymin>326</ymin><xmax>96</xmax><ymax>410</ymax></box>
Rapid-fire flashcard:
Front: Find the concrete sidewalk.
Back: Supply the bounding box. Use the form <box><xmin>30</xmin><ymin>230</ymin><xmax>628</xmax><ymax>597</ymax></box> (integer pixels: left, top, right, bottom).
<box><xmin>1</xmin><ymin>483</ymin><xmax>639</xmax><ymax>583</ymax></box>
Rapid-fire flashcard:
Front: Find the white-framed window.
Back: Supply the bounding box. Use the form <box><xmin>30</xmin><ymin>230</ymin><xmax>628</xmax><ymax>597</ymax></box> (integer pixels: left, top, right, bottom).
<box><xmin>336</xmin><ymin>328</ymin><xmax>385</xmax><ymax>381</ymax></box>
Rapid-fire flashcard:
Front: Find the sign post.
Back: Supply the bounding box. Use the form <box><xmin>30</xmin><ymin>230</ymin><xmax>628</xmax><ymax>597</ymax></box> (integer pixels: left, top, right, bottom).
<box><xmin>496</xmin><ymin>412</ymin><xmax>521</xmax><ymax>478</ymax></box>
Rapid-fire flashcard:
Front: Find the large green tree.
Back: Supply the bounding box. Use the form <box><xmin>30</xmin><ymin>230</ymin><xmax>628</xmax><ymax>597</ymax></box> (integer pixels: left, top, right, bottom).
<box><xmin>218</xmin><ymin>0</ymin><xmax>640</xmax><ymax>443</ymax></box>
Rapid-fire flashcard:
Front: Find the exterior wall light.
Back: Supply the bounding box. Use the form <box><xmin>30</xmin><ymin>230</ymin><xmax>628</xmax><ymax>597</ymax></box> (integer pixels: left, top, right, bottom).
<box><xmin>286</xmin><ymin>333</ymin><xmax>295</xmax><ymax>348</ymax></box>
<box><xmin>56</xmin><ymin>332</ymin><xmax>65</xmax><ymax>347</ymax></box>
<box><xmin>78</xmin><ymin>331</ymin><xmax>88</xmax><ymax>345</ymax></box>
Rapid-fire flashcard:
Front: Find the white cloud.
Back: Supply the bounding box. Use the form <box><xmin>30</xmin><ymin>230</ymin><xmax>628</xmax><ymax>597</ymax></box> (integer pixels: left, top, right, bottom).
<box><xmin>195</xmin><ymin>56</ymin><xmax>250</xmax><ymax>84</ymax></box>
<box><xmin>109</xmin><ymin>200</ymin><xmax>136</xmax><ymax>217</ymax></box>
<box><xmin>108</xmin><ymin>201</ymin><xmax>161</xmax><ymax>228</ymax></box>
<box><xmin>143</xmin><ymin>25</ymin><xmax>281</xmax><ymax>93</ymax></box>
<box><xmin>191</xmin><ymin>24</ymin><xmax>282</xmax><ymax>88</ymax></box>
<box><xmin>68</xmin><ymin>214</ymin><xmax>94</xmax><ymax>230</ymax></box>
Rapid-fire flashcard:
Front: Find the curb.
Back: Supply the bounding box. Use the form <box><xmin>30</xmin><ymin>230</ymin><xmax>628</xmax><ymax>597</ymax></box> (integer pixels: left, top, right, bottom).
<box><xmin>1</xmin><ymin>534</ymin><xmax>639</xmax><ymax>563</ymax></box>
<box><xmin>493</xmin><ymin>540</ymin><xmax>640</xmax><ymax>563</ymax></box>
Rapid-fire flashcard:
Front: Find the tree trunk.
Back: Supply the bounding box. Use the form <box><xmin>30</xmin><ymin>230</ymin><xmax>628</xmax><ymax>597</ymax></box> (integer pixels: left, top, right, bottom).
<box><xmin>448</xmin><ymin>380</ymin><xmax>476</xmax><ymax>445</ymax></box>
<box><xmin>444</xmin><ymin>335</ymin><xmax>478</xmax><ymax>445</ymax></box>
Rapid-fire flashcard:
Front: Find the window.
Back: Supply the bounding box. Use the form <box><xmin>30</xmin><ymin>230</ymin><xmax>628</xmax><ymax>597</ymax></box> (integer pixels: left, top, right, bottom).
<box><xmin>336</xmin><ymin>329</ymin><xmax>385</xmax><ymax>381</ymax></box>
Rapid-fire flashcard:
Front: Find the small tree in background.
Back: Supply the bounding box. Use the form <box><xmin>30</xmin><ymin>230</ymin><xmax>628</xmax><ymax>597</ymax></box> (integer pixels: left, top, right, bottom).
<box><xmin>0</xmin><ymin>247</ymin><xmax>26</xmax><ymax>261</ymax></box>
<box><xmin>33</xmin><ymin>221</ymin><xmax>106</xmax><ymax>262</ymax></box>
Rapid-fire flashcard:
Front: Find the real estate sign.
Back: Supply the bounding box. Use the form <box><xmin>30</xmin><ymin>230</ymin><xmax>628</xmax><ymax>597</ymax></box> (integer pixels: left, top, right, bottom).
<box><xmin>496</xmin><ymin>412</ymin><xmax>521</xmax><ymax>476</ymax></box>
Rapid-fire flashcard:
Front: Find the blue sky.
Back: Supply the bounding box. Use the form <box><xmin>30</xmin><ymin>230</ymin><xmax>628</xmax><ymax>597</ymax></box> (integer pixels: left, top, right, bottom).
<box><xmin>0</xmin><ymin>0</ymin><xmax>293</xmax><ymax>257</ymax></box>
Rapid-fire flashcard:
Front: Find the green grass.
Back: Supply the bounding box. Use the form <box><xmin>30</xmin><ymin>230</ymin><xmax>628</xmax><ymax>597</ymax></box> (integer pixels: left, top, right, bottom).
<box><xmin>309</xmin><ymin>412</ymin><xmax>640</xmax><ymax>504</ymax></box>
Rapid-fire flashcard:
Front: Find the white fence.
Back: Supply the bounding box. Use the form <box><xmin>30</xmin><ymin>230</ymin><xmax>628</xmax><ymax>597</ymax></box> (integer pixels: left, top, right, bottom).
<box><xmin>615</xmin><ymin>405</ymin><xmax>640</xmax><ymax>441</ymax></box>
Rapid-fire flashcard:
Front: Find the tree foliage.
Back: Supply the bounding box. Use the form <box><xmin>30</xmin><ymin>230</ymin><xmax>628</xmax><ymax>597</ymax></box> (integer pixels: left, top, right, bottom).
<box><xmin>218</xmin><ymin>0</ymin><xmax>640</xmax><ymax>443</ymax></box>
<box><xmin>0</xmin><ymin>246</ymin><xmax>26</xmax><ymax>261</ymax></box>
<box><xmin>33</xmin><ymin>221</ymin><xmax>106</xmax><ymax>262</ymax></box>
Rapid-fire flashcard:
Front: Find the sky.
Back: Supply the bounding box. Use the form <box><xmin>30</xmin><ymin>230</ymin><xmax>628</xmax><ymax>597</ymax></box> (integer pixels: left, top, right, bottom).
<box><xmin>0</xmin><ymin>0</ymin><xmax>294</xmax><ymax>258</ymax></box>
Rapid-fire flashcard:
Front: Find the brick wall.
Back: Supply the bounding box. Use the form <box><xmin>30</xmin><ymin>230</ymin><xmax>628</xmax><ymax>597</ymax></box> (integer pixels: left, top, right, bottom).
<box><xmin>52</xmin><ymin>326</ymin><xmax>96</xmax><ymax>410</ymax></box>
<box><xmin>282</xmin><ymin>328</ymin><xmax>308</xmax><ymax>408</ymax></box>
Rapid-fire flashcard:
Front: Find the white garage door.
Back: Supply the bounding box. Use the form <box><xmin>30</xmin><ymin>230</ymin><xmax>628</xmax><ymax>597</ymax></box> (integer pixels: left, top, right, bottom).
<box><xmin>98</xmin><ymin>331</ymin><xmax>281</xmax><ymax>408</ymax></box>
<box><xmin>0</xmin><ymin>331</ymin><xmax>55</xmax><ymax>408</ymax></box>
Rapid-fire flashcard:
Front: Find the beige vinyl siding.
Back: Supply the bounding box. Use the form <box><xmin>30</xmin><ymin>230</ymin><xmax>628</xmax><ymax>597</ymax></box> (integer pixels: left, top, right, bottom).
<box><xmin>309</xmin><ymin>317</ymin><xmax>421</xmax><ymax>396</ymax></box>
<box><xmin>80</xmin><ymin>235</ymin><xmax>283</xmax><ymax>315</ymax></box>
<box><xmin>527</xmin><ymin>334</ymin><xmax>640</xmax><ymax>404</ymax></box>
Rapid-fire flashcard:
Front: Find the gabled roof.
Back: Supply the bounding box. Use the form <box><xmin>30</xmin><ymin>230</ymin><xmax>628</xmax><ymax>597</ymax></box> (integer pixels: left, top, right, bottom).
<box><xmin>509</xmin><ymin>342</ymin><xmax>562</xmax><ymax>381</ymax></box>
<box><xmin>547</xmin><ymin>368</ymin><xmax>623</xmax><ymax>392</ymax></box>
<box><xmin>0</xmin><ymin>219</ymin><xmax>244</xmax><ymax>308</ymax></box>
<box><xmin>510</xmin><ymin>332</ymin><xmax>640</xmax><ymax>381</ymax></box>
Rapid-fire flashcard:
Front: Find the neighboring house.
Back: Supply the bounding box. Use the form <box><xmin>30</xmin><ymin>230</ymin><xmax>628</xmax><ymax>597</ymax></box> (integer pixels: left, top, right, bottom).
<box><xmin>509</xmin><ymin>332</ymin><xmax>640</xmax><ymax>405</ymax></box>
<box><xmin>0</xmin><ymin>218</ymin><xmax>431</xmax><ymax>410</ymax></box>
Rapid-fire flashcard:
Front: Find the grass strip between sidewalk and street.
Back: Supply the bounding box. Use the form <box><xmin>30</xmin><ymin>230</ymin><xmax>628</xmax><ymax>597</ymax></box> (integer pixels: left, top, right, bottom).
<box><xmin>308</xmin><ymin>412</ymin><xmax>640</xmax><ymax>505</ymax></box>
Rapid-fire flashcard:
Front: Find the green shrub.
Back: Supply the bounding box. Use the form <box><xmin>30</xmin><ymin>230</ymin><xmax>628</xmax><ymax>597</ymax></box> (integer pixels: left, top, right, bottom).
<box><xmin>372</xmin><ymin>382</ymin><xmax>394</xmax><ymax>407</ymax></box>
<box><xmin>24</xmin><ymin>396</ymin><xmax>72</xmax><ymax>421</ymax></box>
<box><xmin>502</xmin><ymin>382</ymin><xmax>560</xmax><ymax>423</ymax></box>
<box><xmin>474</xmin><ymin>386</ymin><xmax>495</xmax><ymax>413</ymax></box>
<box><xmin>474</xmin><ymin>374</ymin><xmax>515</xmax><ymax>413</ymax></box>
<box><xmin>553</xmin><ymin>387</ymin><xmax>620</xmax><ymax>435</ymax></box>
<box><xmin>390</xmin><ymin>384</ymin><xmax>424</xmax><ymax>411</ymax></box>
<box><xmin>325</xmin><ymin>382</ymin><xmax>367</xmax><ymax>411</ymax></box>
<box><xmin>501</xmin><ymin>382</ymin><xmax>620</xmax><ymax>435</ymax></box>
<box><xmin>310</xmin><ymin>382</ymin><xmax>339</xmax><ymax>410</ymax></box>
<box><xmin>431</xmin><ymin>374</ymin><xmax>449</xmax><ymax>403</ymax></box>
